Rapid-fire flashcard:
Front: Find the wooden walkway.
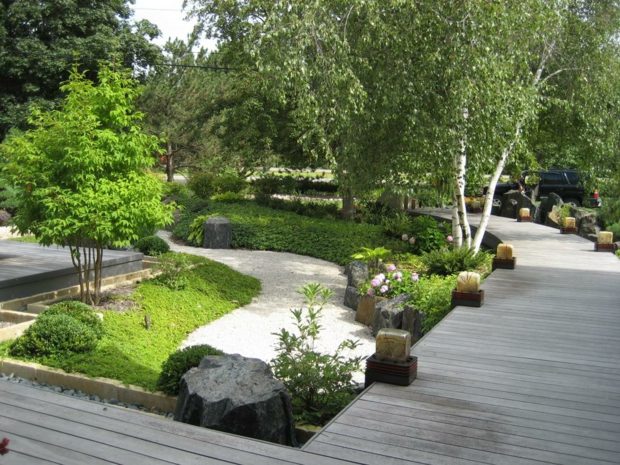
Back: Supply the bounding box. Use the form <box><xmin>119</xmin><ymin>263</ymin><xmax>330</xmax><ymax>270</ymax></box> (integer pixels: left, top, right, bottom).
<box><xmin>1</xmin><ymin>213</ymin><xmax>619</xmax><ymax>464</ymax></box>
<box><xmin>304</xmin><ymin>213</ymin><xmax>620</xmax><ymax>464</ymax></box>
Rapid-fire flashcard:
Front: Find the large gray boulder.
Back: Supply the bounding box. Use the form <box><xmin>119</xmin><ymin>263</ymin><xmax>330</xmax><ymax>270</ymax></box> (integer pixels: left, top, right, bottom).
<box><xmin>174</xmin><ymin>354</ymin><xmax>297</xmax><ymax>446</ymax></box>
<box><xmin>372</xmin><ymin>294</ymin><xmax>411</xmax><ymax>337</ymax></box>
<box><xmin>536</xmin><ymin>192</ymin><xmax>563</xmax><ymax>224</ymax></box>
<box><xmin>500</xmin><ymin>190</ymin><xmax>536</xmax><ymax>219</ymax></box>
<box><xmin>344</xmin><ymin>285</ymin><xmax>361</xmax><ymax>310</ymax></box>
<box><xmin>345</xmin><ymin>260</ymin><xmax>369</xmax><ymax>288</ymax></box>
<box><xmin>203</xmin><ymin>217</ymin><xmax>232</xmax><ymax>249</ymax></box>
<box><xmin>567</xmin><ymin>206</ymin><xmax>599</xmax><ymax>239</ymax></box>
<box><xmin>402</xmin><ymin>307</ymin><xmax>424</xmax><ymax>345</ymax></box>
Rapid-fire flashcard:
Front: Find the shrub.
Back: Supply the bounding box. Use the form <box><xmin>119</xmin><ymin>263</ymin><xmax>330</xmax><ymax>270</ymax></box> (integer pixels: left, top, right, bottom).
<box><xmin>413</xmin><ymin>275</ymin><xmax>458</xmax><ymax>333</ymax></box>
<box><xmin>257</xmin><ymin>196</ymin><xmax>339</xmax><ymax>220</ymax></box>
<box><xmin>154</xmin><ymin>253</ymin><xmax>193</xmax><ymax>290</ymax></box>
<box><xmin>605</xmin><ymin>222</ymin><xmax>620</xmax><ymax>239</ymax></box>
<box><xmin>188</xmin><ymin>172</ymin><xmax>215</xmax><ymax>199</ymax></box>
<box><xmin>271</xmin><ymin>283</ymin><xmax>362</xmax><ymax>425</ymax></box>
<box><xmin>10</xmin><ymin>313</ymin><xmax>98</xmax><ymax>357</ymax></box>
<box><xmin>421</xmin><ymin>247</ymin><xmax>491</xmax><ymax>277</ymax></box>
<box><xmin>212</xmin><ymin>171</ymin><xmax>246</xmax><ymax>194</ymax></box>
<box><xmin>381</xmin><ymin>212</ymin><xmax>413</xmax><ymax>238</ymax></box>
<box><xmin>43</xmin><ymin>301</ymin><xmax>104</xmax><ymax>338</ymax></box>
<box><xmin>409</xmin><ymin>215</ymin><xmax>447</xmax><ymax>253</ymax></box>
<box><xmin>157</xmin><ymin>344</ymin><xmax>223</xmax><ymax>395</ymax></box>
<box><xmin>188</xmin><ymin>214</ymin><xmax>211</xmax><ymax>246</ymax></box>
<box><xmin>161</xmin><ymin>182</ymin><xmax>192</xmax><ymax>205</ymax></box>
<box><xmin>134</xmin><ymin>235</ymin><xmax>170</xmax><ymax>256</ymax></box>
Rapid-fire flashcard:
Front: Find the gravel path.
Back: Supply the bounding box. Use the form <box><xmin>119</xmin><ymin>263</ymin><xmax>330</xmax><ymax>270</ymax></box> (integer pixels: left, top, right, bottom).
<box><xmin>0</xmin><ymin>226</ymin><xmax>18</xmax><ymax>240</ymax></box>
<box><xmin>158</xmin><ymin>231</ymin><xmax>374</xmax><ymax>381</ymax></box>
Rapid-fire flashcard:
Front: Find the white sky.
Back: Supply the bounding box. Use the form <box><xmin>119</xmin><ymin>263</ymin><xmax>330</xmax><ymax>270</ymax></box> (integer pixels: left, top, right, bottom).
<box><xmin>131</xmin><ymin>0</ymin><xmax>216</xmax><ymax>51</ymax></box>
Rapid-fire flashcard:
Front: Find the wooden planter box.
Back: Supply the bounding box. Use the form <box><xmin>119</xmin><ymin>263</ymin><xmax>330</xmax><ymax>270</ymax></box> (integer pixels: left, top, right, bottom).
<box><xmin>517</xmin><ymin>216</ymin><xmax>532</xmax><ymax>223</ymax></box>
<box><xmin>560</xmin><ymin>227</ymin><xmax>577</xmax><ymax>234</ymax></box>
<box><xmin>365</xmin><ymin>354</ymin><xmax>418</xmax><ymax>387</ymax></box>
<box><xmin>492</xmin><ymin>257</ymin><xmax>516</xmax><ymax>270</ymax></box>
<box><xmin>451</xmin><ymin>289</ymin><xmax>484</xmax><ymax>308</ymax></box>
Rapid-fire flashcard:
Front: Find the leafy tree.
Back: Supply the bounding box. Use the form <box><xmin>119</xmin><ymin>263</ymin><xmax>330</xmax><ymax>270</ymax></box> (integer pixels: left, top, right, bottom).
<box><xmin>0</xmin><ymin>0</ymin><xmax>161</xmax><ymax>139</ymax></box>
<box><xmin>1</xmin><ymin>64</ymin><xmax>174</xmax><ymax>304</ymax></box>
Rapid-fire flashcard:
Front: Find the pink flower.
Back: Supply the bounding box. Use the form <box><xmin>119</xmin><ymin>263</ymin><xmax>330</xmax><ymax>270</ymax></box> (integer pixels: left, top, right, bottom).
<box><xmin>411</xmin><ymin>272</ymin><xmax>419</xmax><ymax>282</ymax></box>
<box><xmin>370</xmin><ymin>278</ymin><xmax>381</xmax><ymax>287</ymax></box>
<box><xmin>409</xmin><ymin>237</ymin><xmax>416</xmax><ymax>245</ymax></box>
<box><xmin>380</xmin><ymin>285</ymin><xmax>389</xmax><ymax>294</ymax></box>
<box><xmin>401</xmin><ymin>234</ymin><xmax>409</xmax><ymax>241</ymax></box>
<box><xmin>393</xmin><ymin>271</ymin><xmax>403</xmax><ymax>281</ymax></box>
<box><xmin>447</xmin><ymin>235</ymin><xmax>454</xmax><ymax>243</ymax></box>
<box><xmin>367</xmin><ymin>288</ymin><xmax>375</xmax><ymax>296</ymax></box>
<box><xmin>375</xmin><ymin>273</ymin><xmax>386</xmax><ymax>282</ymax></box>
<box><xmin>386</xmin><ymin>264</ymin><xmax>396</xmax><ymax>272</ymax></box>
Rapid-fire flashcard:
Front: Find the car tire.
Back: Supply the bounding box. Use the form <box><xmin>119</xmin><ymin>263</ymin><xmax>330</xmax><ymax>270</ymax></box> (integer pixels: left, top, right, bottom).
<box><xmin>563</xmin><ymin>198</ymin><xmax>581</xmax><ymax>207</ymax></box>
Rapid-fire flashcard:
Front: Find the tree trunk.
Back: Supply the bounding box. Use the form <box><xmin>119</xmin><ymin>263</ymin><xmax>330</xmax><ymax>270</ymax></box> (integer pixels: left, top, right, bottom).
<box><xmin>454</xmin><ymin>109</ymin><xmax>471</xmax><ymax>248</ymax></box>
<box><xmin>452</xmin><ymin>191</ymin><xmax>463</xmax><ymax>247</ymax></box>
<box><xmin>166</xmin><ymin>141</ymin><xmax>174</xmax><ymax>182</ymax></box>
<box><xmin>341</xmin><ymin>186</ymin><xmax>356</xmax><ymax>219</ymax></box>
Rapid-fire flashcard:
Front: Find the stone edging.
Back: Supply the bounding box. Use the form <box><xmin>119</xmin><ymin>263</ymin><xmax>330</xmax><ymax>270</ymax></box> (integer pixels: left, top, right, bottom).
<box><xmin>0</xmin><ymin>358</ymin><xmax>177</xmax><ymax>413</ymax></box>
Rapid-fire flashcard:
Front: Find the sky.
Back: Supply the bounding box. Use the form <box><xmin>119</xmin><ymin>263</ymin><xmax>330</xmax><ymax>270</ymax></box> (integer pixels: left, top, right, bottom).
<box><xmin>131</xmin><ymin>0</ymin><xmax>216</xmax><ymax>51</ymax></box>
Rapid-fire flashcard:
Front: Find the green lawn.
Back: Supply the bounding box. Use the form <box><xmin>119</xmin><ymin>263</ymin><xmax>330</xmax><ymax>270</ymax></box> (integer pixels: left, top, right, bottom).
<box><xmin>0</xmin><ymin>253</ymin><xmax>260</xmax><ymax>391</ymax></box>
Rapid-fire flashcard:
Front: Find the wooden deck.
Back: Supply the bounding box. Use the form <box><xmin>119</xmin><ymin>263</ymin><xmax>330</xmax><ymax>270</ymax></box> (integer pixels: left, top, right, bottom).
<box><xmin>1</xmin><ymin>213</ymin><xmax>619</xmax><ymax>464</ymax></box>
<box><xmin>304</xmin><ymin>213</ymin><xmax>620</xmax><ymax>464</ymax></box>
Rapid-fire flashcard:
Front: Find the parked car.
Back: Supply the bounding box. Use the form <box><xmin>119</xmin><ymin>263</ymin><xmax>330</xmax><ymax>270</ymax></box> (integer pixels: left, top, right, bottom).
<box><xmin>484</xmin><ymin>169</ymin><xmax>585</xmax><ymax>210</ymax></box>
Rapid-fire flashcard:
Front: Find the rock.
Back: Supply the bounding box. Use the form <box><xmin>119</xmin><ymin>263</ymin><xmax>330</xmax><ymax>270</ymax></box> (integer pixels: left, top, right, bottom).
<box><xmin>402</xmin><ymin>306</ymin><xmax>424</xmax><ymax>345</ymax></box>
<box><xmin>578</xmin><ymin>214</ymin><xmax>599</xmax><ymax>238</ymax></box>
<box><xmin>203</xmin><ymin>217</ymin><xmax>232</xmax><ymax>249</ymax></box>
<box><xmin>0</xmin><ymin>210</ymin><xmax>11</xmax><ymax>226</ymax></box>
<box><xmin>536</xmin><ymin>193</ymin><xmax>563</xmax><ymax>224</ymax></box>
<box><xmin>345</xmin><ymin>261</ymin><xmax>369</xmax><ymax>288</ymax></box>
<box><xmin>174</xmin><ymin>354</ymin><xmax>296</xmax><ymax>446</ymax></box>
<box><xmin>371</xmin><ymin>294</ymin><xmax>411</xmax><ymax>337</ymax></box>
<box><xmin>344</xmin><ymin>286</ymin><xmax>361</xmax><ymax>310</ymax></box>
<box><xmin>356</xmin><ymin>295</ymin><xmax>377</xmax><ymax>325</ymax></box>
<box><xmin>500</xmin><ymin>190</ymin><xmax>536</xmax><ymax>219</ymax></box>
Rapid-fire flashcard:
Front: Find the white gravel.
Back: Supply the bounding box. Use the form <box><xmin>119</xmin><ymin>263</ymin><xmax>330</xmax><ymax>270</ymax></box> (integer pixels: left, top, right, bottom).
<box><xmin>0</xmin><ymin>226</ymin><xmax>19</xmax><ymax>240</ymax></box>
<box><xmin>158</xmin><ymin>231</ymin><xmax>374</xmax><ymax>382</ymax></box>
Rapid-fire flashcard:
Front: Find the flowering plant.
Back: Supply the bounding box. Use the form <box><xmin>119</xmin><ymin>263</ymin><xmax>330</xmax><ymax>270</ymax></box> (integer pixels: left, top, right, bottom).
<box><xmin>0</xmin><ymin>437</ymin><xmax>9</xmax><ymax>456</ymax></box>
<box><xmin>361</xmin><ymin>263</ymin><xmax>420</xmax><ymax>298</ymax></box>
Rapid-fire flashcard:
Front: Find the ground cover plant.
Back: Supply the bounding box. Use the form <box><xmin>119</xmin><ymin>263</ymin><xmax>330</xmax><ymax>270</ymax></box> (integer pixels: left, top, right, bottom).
<box><xmin>174</xmin><ymin>200</ymin><xmax>404</xmax><ymax>265</ymax></box>
<box><xmin>0</xmin><ymin>253</ymin><xmax>260</xmax><ymax>391</ymax></box>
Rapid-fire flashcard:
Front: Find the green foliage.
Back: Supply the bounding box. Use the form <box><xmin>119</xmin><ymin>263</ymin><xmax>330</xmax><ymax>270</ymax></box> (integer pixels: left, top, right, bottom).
<box><xmin>10</xmin><ymin>314</ymin><xmax>98</xmax><ymax>357</ymax></box>
<box><xmin>270</xmin><ymin>283</ymin><xmax>362</xmax><ymax>424</ymax></box>
<box><xmin>161</xmin><ymin>182</ymin><xmax>193</xmax><ymax>205</ymax></box>
<box><xmin>255</xmin><ymin>195</ymin><xmax>340</xmax><ymax>220</ymax></box>
<box><xmin>351</xmin><ymin>247</ymin><xmax>392</xmax><ymax>275</ymax></box>
<box><xmin>412</xmin><ymin>275</ymin><xmax>458</xmax><ymax>333</ymax></box>
<box><xmin>175</xmin><ymin>201</ymin><xmax>403</xmax><ymax>264</ymax></box>
<box><xmin>599</xmin><ymin>197</ymin><xmax>620</xmax><ymax>228</ymax></box>
<box><xmin>43</xmin><ymin>301</ymin><xmax>104</xmax><ymax>339</ymax></box>
<box><xmin>605</xmin><ymin>222</ymin><xmax>620</xmax><ymax>239</ymax></box>
<box><xmin>5</xmin><ymin>254</ymin><xmax>260</xmax><ymax>391</ymax></box>
<box><xmin>188</xmin><ymin>172</ymin><xmax>215</xmax><ymax>199</ymax></box>
<box><xmin>212</xmin><ymin>170</ymin><xmax>247</xmax><ymax>194</ymax></box>
<box><xmin>253</xmin><ymin>175</ymin><xmax>338</xmax><ymax>196</ymax></box>
<box><xmin>0</xmin><ymin>0</ymin><xmax>161</xmax><ymax>139</ymax></box>
<box><xmin>1</xmin><ymin>65</ymin><xmax>174</xmax><ymax>304</ymax></box>
<box><xmin>409</xmin><ymin>216</ymin><xmax>448</xmax><ymax>254</ymax></box>
<box><xmin>421</xmin><ymin>247</ymin><xmax>492</xmax><ymax>277</ymax></box>
<box><xmin>134</xmin><ymin>236</ymin><xmax>170</xmax><ymax>256</ymax></box>
<box><xmin>157</xmin><ymin>344</ymin><xmax>224</xmax><ymax>395</ymax></box>
<box><xmin>154</xmin><ymin>253</ymin><xmax>195</xmax><ymax>290</ymax></box>
<box><xmin>188</xmin><ymin>214</ymin><xmax>211</xmax><ymax>246</ymax></box>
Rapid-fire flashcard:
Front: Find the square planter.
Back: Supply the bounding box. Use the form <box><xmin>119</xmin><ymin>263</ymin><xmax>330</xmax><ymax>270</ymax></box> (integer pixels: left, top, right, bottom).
<box><xmin>451</xmin><ymin>289</ymin><xmax>484</xmax><ymax>308</ymax></box>
<box><xmin>560</xmin><ymin>227</ymin><xmax>577</xmax><ymax>234</ymax></box>
<box><xmin>492</xmin><ymin>257</ymin><xmax>516</xmax><ymax>270</ymax></box>
<box><xmin>517</xmin><ymin>216</ymin><xmax>532</xmax><ymax>222</ymax></box>
<box><xmin>365</xmin><ymin>353</ymin><xmax>418</xmax><ymax>387</ymax></box>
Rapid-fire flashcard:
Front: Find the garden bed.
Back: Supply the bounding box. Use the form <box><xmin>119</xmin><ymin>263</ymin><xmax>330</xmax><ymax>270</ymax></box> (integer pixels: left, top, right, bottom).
<box><xmin>0</xmin><ymin>253</ymin><xmax>261</xmax><ymax>391</ymax></box>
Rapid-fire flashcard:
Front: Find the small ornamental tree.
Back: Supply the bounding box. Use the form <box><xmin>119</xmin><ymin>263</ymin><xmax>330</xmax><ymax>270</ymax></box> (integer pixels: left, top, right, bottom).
<box><xmin>1</xmin><ymin>64</ymin><xmax>174</xmax><ymax>304</ymax></box>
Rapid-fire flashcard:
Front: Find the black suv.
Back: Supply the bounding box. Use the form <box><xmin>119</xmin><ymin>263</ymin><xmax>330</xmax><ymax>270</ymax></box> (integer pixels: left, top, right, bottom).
<box><xmin>488</xmin><ymin>169</ymin><xmax>585</xmax><ymax>208</ymax></box>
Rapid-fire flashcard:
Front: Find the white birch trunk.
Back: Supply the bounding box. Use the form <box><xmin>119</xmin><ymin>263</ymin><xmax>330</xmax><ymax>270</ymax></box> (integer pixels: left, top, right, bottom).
<box><xmin>455</xmin><ymin>108</ymin><xmax>471</xmax><ymax>248</ymax></box>
<box><xmin>452</xmin><ymin>190</ymin><xmax>463</xmax><ymax>247</ymax></box>
<box><xmin>471</xmin><ymin>41</ymin><xmax>555</xmax><ymax>253</ymax></box>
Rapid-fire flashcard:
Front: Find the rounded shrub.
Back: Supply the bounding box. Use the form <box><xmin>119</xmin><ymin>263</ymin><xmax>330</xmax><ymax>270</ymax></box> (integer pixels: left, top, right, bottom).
<box><xmin>188</xmin><ymin>172</ymin><xmax>215</xmax><ymax>199</ymax></box>
<box><xmin>43</xmin><ymin>301</ymin><xmax>104</xmax><ymax>338</ymax></box>
<box><xmin>156</xmin><ymin>344</ymin><xmax>223</xmax><ymax>395</ymax></box>
<box><xmin>9</xmin><ymin>314</ymin><xmax>99</xmax><ymax>357</ymax></box>
<box><xmin>212</xmin><ymin>171</ymin><xmax>246</xmax><ymax>194</ymax></box>
<box><xmin>134</xmin><ymin>235</ymin><xmax>170</xmax><ymax>256</ymax></box>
